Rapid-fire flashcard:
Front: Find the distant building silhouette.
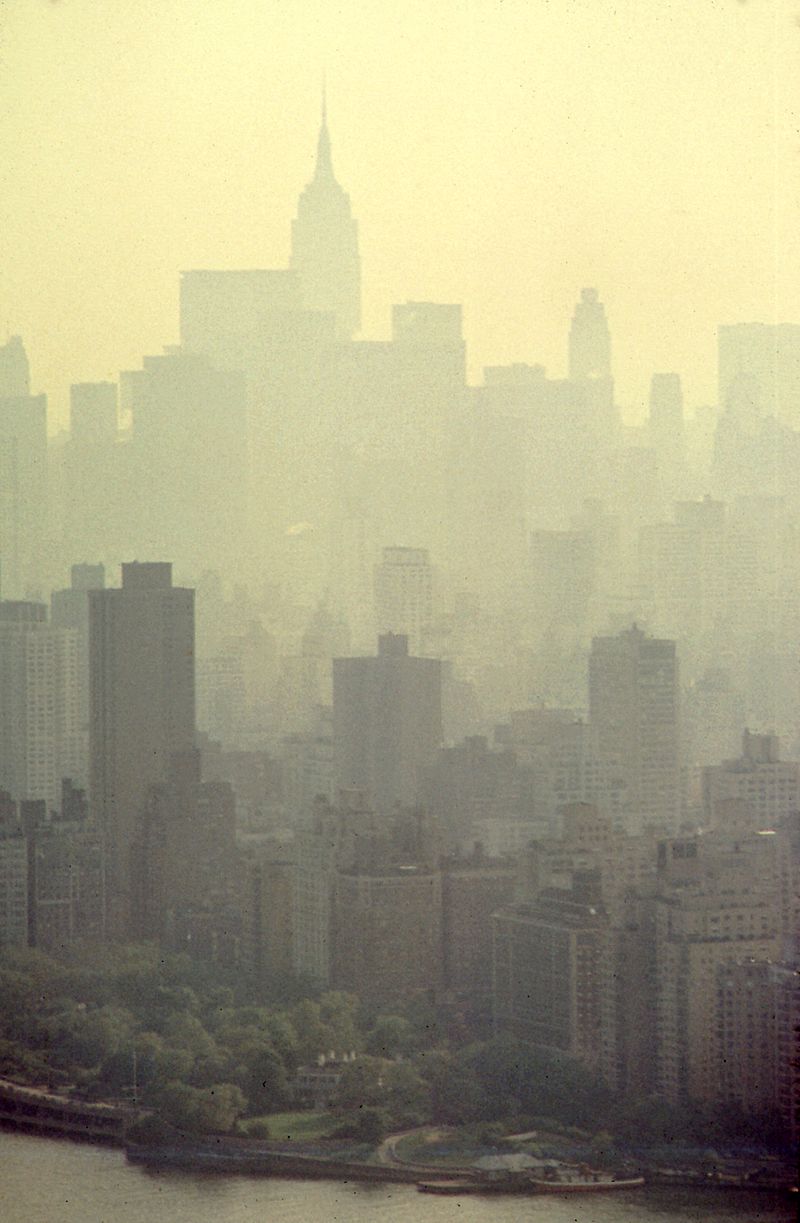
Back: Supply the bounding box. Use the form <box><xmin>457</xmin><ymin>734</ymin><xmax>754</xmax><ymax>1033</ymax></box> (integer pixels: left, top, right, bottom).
<box><xmin>374</xmin><ymin>546</ymin><xmax>433</xmax><ymax>656</ymax></box>
<box><xmin>179</xmin><ymin>268</ymin><xmax>304</xmax><ymax>361</ymax></box>
<box><xmin>290</xmin><ymin>94</ymin><xmax>361</xmax><ymax>340</ymax></box>
<box><xmin>0</xmin><ymin>335</ymin><xmax>30</xmax><ymax>398</ymax></box>
<box><xmin>718</xmin><ymin>322</ymin><xmax>800</xmax><ymax>428</ymax></box>
<box><xmin>122</xmin><ymin>350</ymin><xmax>248</xmax><ymax>575</ymax></box>
<box><xmin>647</xmin><ymin>372</ymin><xmax>686</xmax><ymax>500</ymax></box>
<box><xmin>702</xmin><ymin>730</ymin><xmax>800</xmax><ymax>831</ymax></box>
<box><xmin>0</xmin><ymin>337</ymin><xmax>47</xmax><ymax>596</ymax></box>
<box><xmin>568</xmin><ymin>287</ymin><xmax>611</xmax><ymax>381</ymax></box>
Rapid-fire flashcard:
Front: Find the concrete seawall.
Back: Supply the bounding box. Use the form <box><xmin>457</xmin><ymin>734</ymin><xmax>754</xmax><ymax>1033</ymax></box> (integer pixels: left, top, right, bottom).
<box><xmin>0</xmin><ymin>1078</ymin><xmax>127</xmax><ymax>1144</ymax></box>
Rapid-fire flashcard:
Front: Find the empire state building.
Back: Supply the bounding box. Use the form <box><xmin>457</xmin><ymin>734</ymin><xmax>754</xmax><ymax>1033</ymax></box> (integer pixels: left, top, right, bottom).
<box><xmin>290</xmin><ymin>97</ymin><xmax>361</xmax><ymax>341</ymax></box>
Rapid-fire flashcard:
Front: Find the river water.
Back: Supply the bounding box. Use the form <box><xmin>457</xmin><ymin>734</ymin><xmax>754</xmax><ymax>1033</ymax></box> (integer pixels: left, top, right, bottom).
<box><xmin>0</xmin><ymin>1131</ymin><xmax>794</xmax><ymax>1223</ymax></box>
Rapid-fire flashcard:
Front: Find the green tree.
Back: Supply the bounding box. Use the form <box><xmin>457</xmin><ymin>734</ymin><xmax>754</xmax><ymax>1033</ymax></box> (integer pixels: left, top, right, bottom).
<box><xmin>383</xmin><ymin>1061</ymin><xmax>430</xmax><ymax>1126</ymax></box>
<box><xmin>365</xmin><ymin>1015</ymin><xmax>414</xmax><ymax>1060</ymax></box>
<box><xmin>151</xmin><ymin>1045</ymin><xmax>194</xmax><ymax>1085</ymax></box>
<box><xmin>52</xmin><ymin>1004</ymin><xmax>136</xmax><ymax>1069</ymax></box>
<box><xmin>236</xmin><ymin>1042</ymin><xmax>290</xmax><ymax>1113</ymax></box>
<box><xmin>151</xmin><ymin>1080</ymin><xmax>245</xmax><ymax>1134</ymax></box>
<box><xmin>419</xmin><ymin>1049</ymin><xmax>490</xmax><ymax>1124</ymax></box>
<box><xmin>161</xmin><ymin>1012</ymin><xmax>217</xmax><ymax>1060</ymax></box>
<box><xmin>333</xmin><ymin>1055</ymin><xmax>387</xmax><ymax>1111</ymax></box>
<box><xmin>335</xmin><ymin>1110</ymin><xmax>388</xmax><ymax>1144</ymax></box>
<box><xmin>192</xmin><ymin>1083</ymin><xmax>247</xmax><ymax>1134</ymax></box>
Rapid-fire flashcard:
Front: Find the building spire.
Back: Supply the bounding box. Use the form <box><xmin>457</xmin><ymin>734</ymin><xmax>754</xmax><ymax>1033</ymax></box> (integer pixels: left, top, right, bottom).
<box><xmin>315</xmin><ymin>79</ymin><xmax>334</xmax><ymax>180</ymax></box>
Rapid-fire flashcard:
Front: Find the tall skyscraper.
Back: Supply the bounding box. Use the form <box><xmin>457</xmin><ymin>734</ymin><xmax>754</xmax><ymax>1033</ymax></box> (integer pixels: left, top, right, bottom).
<box><xmin>89</xmin><ymin>563</ymin><xmax>195</xmax><ymax>936</ymax></box>
<box><xmin>568</xmin><ymin>288</ymin><xmax>611</xmax><ymax>381</ymax></box>
<box><xmin>589</xmin><ymin>624</ymin><xmax>682</xmax><ymax>834</ymax></box>
<box><xmin>290</xmin><ymin>95</ymin><xmax>361</xmax><ymax>340</ymax></box>
<box><xmin>0</xmin><ymin>335</ymin><xmax>30</xmax><ymax>398</ymax></box>
<box><xmin>0</xmin><ymin>336</ymin><xmax>47</xmax><ymax>597</ymax></box>
<box><xmin>333</xmin><ymin>633</ymin><xmax>442</xmax><ymax>814</ymax></box>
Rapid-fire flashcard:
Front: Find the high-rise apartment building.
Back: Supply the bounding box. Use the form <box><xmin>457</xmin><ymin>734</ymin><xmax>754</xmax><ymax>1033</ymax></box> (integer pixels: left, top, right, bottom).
<box><xmin>652</xmin><ymin>833</ymin><xmax>780</xmax><ymax>1105</ymax></box>
<box><xmin>292</xmin><ymin>795</ymin><xmax>341</xmax><ymax>987</ymax></box>
<box><xmin>716</xmin><ymin>958</ymin><xmax>800</xmax><ymax>1146</ymax></box>
<box><xmin>441</xmin><ymin>849</ymin><xmax>516</xmax><ymax>1028</ymax></box>
<box><xmin>374</xmin><ymin>546</ymin><xmax>434</xmax><ymax>656</ymax></box>
<box><xmin>589</xmin><ymin>625</ymin><xmax>682</xmax><ymax>833</ymax></box>
<box><xmin>89</xmin><ymin>563</ymin><xmax>195</xmax><ymax>936</ymax></box>
<box><xmin>133</xmin><ymin>749</ymin><xmax>236</xmax><ymax>943</ymax></box>
<box><xmin>27</xmin><ymin>785</ymin><xmax>103</xmax><ymax>952</ymax></box>
<box><xmin>492</xmin><ymin>874</ymin><xmax>607</xmax><ymax>1070</ymax></box>
<box><xmin>0</xmin><ymin>602</ymin><xmax>82</xmax><ymax>812</ymax></box>
<box><xmin>293</xmin><ymin>792</ymin><xmax>443</xmax><ymax>1008</ymax></box>
<box><xmin>51</xmin><ymin>565</ymin><xmax>105</xmax><ymax>781</ymax></box>
<box><xmin>0</xmin><ymin>792</ymin><xmax>28</xmax><ymax>946</ymax></box>
<box><xmin>333</xmin><ymin>634</ymin><xmax>442</xmax><ymax>814</ymax></box>
<box><xmin>702</xmin><ymin>730</ymin><xmax>800</xmax><ymax>831</ymax></box>
<box><xmin>241</xmin><ymin>840</ymin><xmax>295</xmax><ymax>989</ymax></box>
<box><xmin>331</xmin><ymin>802</ymin><xmax>443</xmax><ymax>1011</ymax></box>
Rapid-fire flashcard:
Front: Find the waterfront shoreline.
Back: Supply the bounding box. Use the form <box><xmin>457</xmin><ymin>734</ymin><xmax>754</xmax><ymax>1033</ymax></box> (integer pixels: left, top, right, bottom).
<box><xmin>1</xmin><ymin>1077</ymin><xmax>795</xmax><ymax>1194</ymax></box>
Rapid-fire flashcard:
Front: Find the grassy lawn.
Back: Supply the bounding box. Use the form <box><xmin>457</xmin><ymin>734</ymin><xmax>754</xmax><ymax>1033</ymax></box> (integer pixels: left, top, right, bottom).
<box><xmin>245</xmin><ymin>1110</ymin><xmax>338</xmax><ymax>1141</ymax></box>
<box><xmin>394</xmin><ymin>1130</ymin><xmax>469</xmax><ymax>1166</ymax></box>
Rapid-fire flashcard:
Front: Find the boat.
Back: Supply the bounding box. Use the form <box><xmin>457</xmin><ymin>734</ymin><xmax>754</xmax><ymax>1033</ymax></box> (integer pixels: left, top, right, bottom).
<box><xmin>526</xmin><ymin>1170</ymin><xmax>645</xmax><ymax>1193</ymax></box>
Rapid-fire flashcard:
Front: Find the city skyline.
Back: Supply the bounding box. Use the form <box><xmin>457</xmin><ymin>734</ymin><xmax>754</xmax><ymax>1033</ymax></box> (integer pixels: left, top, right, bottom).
<box><xmin>1</xmin><ymin>0</ymin><xmax>799</xmax><ymax>1176</ymax></box>
<box><xmin>1</xmin><ymin>0</ymin><xmax>799</xmax><ymax>429</ymax></box>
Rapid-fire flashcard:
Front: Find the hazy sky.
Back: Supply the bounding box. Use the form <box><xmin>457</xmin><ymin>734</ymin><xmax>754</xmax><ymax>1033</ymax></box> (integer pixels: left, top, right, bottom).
<box><xmin>1</xmin><ymin>0</ymin><xmax>798</xmax><ymax>429</ymax></box>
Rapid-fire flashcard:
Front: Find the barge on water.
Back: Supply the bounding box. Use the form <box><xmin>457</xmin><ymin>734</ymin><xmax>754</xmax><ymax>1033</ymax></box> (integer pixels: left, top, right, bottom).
<box><xmin>418</xmin><ymin>1169</ymin><xmax>645</xmax><ymax>1195</ymax></box>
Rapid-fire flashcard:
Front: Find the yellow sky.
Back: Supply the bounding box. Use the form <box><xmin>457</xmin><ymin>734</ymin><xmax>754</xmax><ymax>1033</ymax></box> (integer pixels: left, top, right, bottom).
<box><xmin>1</xmin><ymin>0</ymin><xmax>798</xmax><ymax>429</ymax></box>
